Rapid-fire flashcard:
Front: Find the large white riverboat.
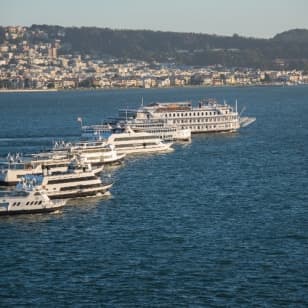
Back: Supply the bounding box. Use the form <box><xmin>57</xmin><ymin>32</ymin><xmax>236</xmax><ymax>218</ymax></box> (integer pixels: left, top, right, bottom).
<box><xmin>118</xmin><ymin>99</ymin><xmax>256</xmax><ymax>134</ymax></box>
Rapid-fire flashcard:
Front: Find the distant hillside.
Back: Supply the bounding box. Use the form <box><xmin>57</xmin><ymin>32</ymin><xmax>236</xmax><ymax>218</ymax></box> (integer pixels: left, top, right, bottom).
<box><xmin>273</xmin><ymin>29</ymin><xmax>308</xmax><ymax>42</ymax></box>
<box><xmin>2</xmin><ymin>25</ymin><xmax>308</xmax><ymax>69</ymax></box>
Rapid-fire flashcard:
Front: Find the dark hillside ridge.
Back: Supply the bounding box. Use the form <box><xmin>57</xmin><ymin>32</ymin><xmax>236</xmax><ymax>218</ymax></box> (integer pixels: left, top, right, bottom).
<box><xmin>2</xmin><ymin>25</ymin><xmax>308</xmax><ymax>69</ymax></box>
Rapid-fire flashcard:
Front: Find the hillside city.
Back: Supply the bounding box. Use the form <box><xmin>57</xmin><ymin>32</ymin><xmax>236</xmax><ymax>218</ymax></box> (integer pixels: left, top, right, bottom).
<box><xmin>1</xmin><ymin>26</ymin><xmax>308</xmax><ymax>90</ymax></box>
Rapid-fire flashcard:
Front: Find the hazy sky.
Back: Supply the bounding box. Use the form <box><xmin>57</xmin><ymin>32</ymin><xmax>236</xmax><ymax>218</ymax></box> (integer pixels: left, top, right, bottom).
<box><xmin>2</xmin><ymin>0</ymin><xmax>308</xmax><ymax>38</ymax></box>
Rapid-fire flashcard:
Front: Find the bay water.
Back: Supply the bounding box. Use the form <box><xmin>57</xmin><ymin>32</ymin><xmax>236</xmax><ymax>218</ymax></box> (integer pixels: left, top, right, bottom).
<box><xmin>0</xmin><ymin>86</ymin><xmax>307</xmax><ymax>306</ymax></box>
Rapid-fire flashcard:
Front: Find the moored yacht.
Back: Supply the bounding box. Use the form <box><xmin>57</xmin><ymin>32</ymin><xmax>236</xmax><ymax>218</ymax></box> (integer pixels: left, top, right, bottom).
<box><xmin>29</xmin><ymin>160</ymin><xmax>112</xmax><ymax>200</ymax></box>
<box><xmin>81</xmin><ymin>120</ymin><xmax>191</xmax><ymax>142</ymax></box>
<box><xmin>0</xmin><ymin>153</ymin><xmax>71</xmax><ymax>186</ymax></box>
<box><xmin>122</xmin><ymin>119</ymin><xmax>191</xmax><ymax>141</ymax></box>
<box><xmin>53</xmin><ymin>139</ymin><xmax>125</xmax><ymax>165</ymax></box>
<box><xmin>0</xmin><ymin>180</ymin><xmax>66</xmax><ymax>215</ymax></box>
<box><xmin>105</xmin><ymin>127</ymin><xmax>173</xmax><ymax>155</ymax></box>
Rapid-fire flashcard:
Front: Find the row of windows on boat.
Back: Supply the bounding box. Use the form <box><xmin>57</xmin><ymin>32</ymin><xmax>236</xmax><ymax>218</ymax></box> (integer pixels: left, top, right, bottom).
<box><xmin>11</xmin><ymin>200</ymin><xmax>43</xmax><ymax>206</ymax></box>
<box><xmin>172</xmin><ymin>117</ymin><xmax>237</xmax><ymax>124</ymax></box>
<box><xmin>116</xmin><ymin>142</ymin><xmax>158</xmax><ymax>148</ymax></box>
<box><xmin>164</xmin><ymin>111</ymin><xmax>232</xmax><ymax>117</ymax></box>
<box><xmin>72</xmin><ymin>149</ymin><xmax>113</xmax><ymax>153</ymax></box>
<box><xmin>46</xmin><ymin>176</ymin><xmax>98</xmax><ymax>184</ymax></box>
<box><xmin>59</xmin><ymin>183</ymin><xmax>102</xmax><ymax>191</ymax></box>
<box><xmin>113</xmin><ymin>136</ymin><xmax>157</xmax><ymax>142</ymax></box>
<box><xmin>181</xmin><ymin>124</ymin><xmax>233</xmax><ymax>130</ymax></box>
<box><xmin>3</xmin><ymin>162</ymin><xmax>68</xmax><ymax>170</ymax></box>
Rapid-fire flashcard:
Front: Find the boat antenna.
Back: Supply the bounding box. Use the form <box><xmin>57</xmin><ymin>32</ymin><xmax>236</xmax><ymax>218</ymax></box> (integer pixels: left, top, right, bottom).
<box><xmin>141</xmin><ymin>96</ymin><xmax>144</xmax><ymax>107</ymax></box>
<box><xmin>235</xmin><ymin>99</ymin><xmax>238</xmax><ymax>114</ymax></box>
<box><xmin>77</xmin><ymin>116</ymin><xmax>83</xmax><ymax>127</ymax></box>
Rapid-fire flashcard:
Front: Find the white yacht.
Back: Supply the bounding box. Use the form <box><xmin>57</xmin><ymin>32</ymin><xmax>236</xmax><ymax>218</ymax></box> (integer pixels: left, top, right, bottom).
<box><xmin>81</xmin><ymin>121</ymin><xmax>191</xmax><ymax>142</ymax></box>
<box><xmin>53</xmin><ymin>139</ymin><xmax>125</xmax><ymax>166</ymax></box>
<box><xmin>0</xmin><ymin>181</ymin><xmax>66</xmax><ymax>215</ymax></box>
<box><xmin>105</xmin><ymin>127</ymin><xmax>173</xmax><ymax>155</ymax></box>
<box><xmin>0</xmin><ymin>153</ymin><xmax>71</xmax><ymax>186</ymax></box>
<box><xmin>118</xmin><ymin>99</ymin><xmax>256</xmax><ymax>134</ymax></box>
<box><xmin>31</xmin><ymin>161</ymin><xmax>112</xmax><ymax>200</ymax></box>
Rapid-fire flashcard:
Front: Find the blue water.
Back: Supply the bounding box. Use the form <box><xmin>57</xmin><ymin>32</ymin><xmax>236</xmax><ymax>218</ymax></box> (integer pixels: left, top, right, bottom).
<box><xmin>0</xmin><ymin>87</ymin><xmax>307</xmax><ymax>307</ymax></box>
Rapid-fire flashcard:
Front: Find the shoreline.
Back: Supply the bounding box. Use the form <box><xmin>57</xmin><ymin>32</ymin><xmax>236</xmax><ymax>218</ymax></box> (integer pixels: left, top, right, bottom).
<box><xmin>0</xmin><ymin>89</ymin><xmax>58</xmax><ymax>93</ymax></box>
<box><xmin>0</xmin><ymin>83</ymin><xmax>307</xmax><ymax>94</ymax></box>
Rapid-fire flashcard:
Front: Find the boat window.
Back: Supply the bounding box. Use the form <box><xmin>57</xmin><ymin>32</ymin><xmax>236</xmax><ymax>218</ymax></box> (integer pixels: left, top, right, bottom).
<box><xmin>17</xmin><ymin>202</ymin><xmax>21</xmax><ymax>206</ymax></box>
<box><xmin>26</xmin><ymin>202</ymin><xmax>29</xmax><ymax>205</ymax></box>
<box><xmin>13</xmin><ymin>202</ymin><xmax>16</xmax><ymax>206</ymax></box>
<box><xmin>30</xmin><ymin>201</ymin><xmax>34</xmax><ymax>205</ymax></box>
<box><xmin>38</xmin><ymin>201</ymin><xmax>42</xmax><ymax>204</ymax></box>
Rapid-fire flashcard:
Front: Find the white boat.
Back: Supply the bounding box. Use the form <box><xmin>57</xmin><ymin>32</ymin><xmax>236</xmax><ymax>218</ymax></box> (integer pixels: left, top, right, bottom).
<box><xmin>0</xmin><ymin>181</ymin><xmax>66</xmax><ymax>215</ymax></box>
<box><xmin>118</xmin><ymin>98</ymin><xmax>256</xmax><ymax>134</ymax></box>
<box><xmin>30</xmin><ymin>160</ymin><xmax>112</xmax><ymax>200</ymax></box>
<box><xmin>125</xmin><ymin>119</ymin><xmax>190</xmax><ymax>141</ymax></box>
<box><xmin>81</xmin><ymin>120</ymin><xmax>191</xmax><ymax>142</ymax></box>
<box><xmin>0</xmin><ymin>153</ymin><xmax>71</xmax><ymax>186</ymax></box>
<box><xmin>105</xmin><ymin>127</ymin><xmax>173</xmax><ymax>155</ymax></box>
<box><xmin>53</xmin><ymin>139</ymin><xmax>125</xmax><ymax>165</ymax></box>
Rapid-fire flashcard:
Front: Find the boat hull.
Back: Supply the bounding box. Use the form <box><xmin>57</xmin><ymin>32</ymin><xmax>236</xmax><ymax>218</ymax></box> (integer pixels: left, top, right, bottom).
<box><xmin>0</xmin><ymin>206</ymin><xmax>63</xmax><ymax>216</ymax></box>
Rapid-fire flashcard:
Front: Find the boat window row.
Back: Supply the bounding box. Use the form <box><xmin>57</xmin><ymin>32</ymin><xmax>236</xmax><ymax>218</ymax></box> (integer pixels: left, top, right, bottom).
<box><xmin>113</xmin><ymin>136</ymin><xmax>157</xmax><ymax>142</ymax></box>
<box><xmin>164</xmin><ymin>111</ymin><xmax>229</xmax><ymax>118</ymax></box>
<box><xmin>75</xmin><ymin>148</ymin><xmax>111</xmax><ymax>153</ymax></box>
<box><xmin>41</xmin><ymin>163</ymin><xmax>68</xmax><ymax>168</ymax></box>
<box><xmin>173</xmin><ymin>117</ymin><xmax>236</xmax><ymax>124</ymax></box>
<box><xmin>181</xmin><ymin>123</ymin><xmax>233</xmax><ymax>130</ymax></box>
<box><xmin>60</xmin><ymin>183</ymin><xmax>102</xmax><ymax>191</ymax></box>
<box><xmin>116</xmin><ymin>142</ymin><xmax>158</xmax><ymax>148</ymax></box>
<box><xmin>47</xmin><ymin>176</ymin><xmax>98</xmax><ymax>184</ymax></box>
<box><xmin>12</xmin><ymin>200</ymin><xmax>43</xmax><ymax>206</ymax></box>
